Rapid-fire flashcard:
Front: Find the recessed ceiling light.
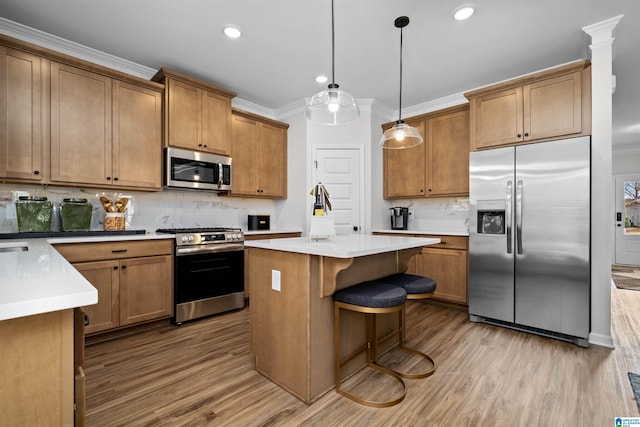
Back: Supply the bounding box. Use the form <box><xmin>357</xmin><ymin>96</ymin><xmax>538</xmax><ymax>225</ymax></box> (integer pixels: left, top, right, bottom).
<box><xmin>315</xmin><ymin>75</ymin><xmax>328</xmax><ymax>84</ymax></box>
<box><xmin>223</xmin><ymin>26</ymin><xmax>242</xmax><ymax>39</ymax></box>
<box><xmin>453</xmin><ymin>4</ymin><xmax>475</xmax><ymax>21</ymax></box>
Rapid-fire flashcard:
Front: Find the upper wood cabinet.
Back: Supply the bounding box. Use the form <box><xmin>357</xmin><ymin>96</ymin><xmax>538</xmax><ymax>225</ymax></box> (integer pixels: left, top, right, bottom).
<box><xmin>383</xmin><ymin>105</ymin><xmax>469</xmax><ymax>199</ymax></box>
<box><xmin>50</xmin><ymin>62</ymin><xmax>163</xmax><ymax>189</ymax></box>
<box><xmin>0</xmin><ymin>46</ymin><xmax>45</xmax><ymax>182</ymax></box>
<box><xmin>465</xmin><ymin>60</ymin><xmax>591</xmax><ymax>151</ymax></box>
<box><xmin>231</xmin><ymin>109</ymin><xmax>288</xmax><ymax>198</ymax></box>
<box><xmin>152</xmin><ymin>68</ymin><xmax>236</xmax><ymax>155</ymax></box>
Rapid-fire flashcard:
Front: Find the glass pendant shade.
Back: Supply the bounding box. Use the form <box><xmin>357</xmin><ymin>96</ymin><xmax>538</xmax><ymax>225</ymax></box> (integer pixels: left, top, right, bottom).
<box><xmin>306</xmin><ymin>84</ymin><xmax>360</xmax><ymax>125</ymax></box>
<box><xmin>380</xmin><ymin>121</ymin><xmax>424</xmax><ymax>149</ymax></box>
<box><xmin>380</xmin><ymin>16</ymin><xmax>423</xmax><ymax>149</ymax></box>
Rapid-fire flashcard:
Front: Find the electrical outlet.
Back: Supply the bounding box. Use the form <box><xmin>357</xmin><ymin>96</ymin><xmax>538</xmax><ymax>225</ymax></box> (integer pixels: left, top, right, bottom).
<box><xmin>272</xmin><ymin>269</ymin><xmax>281</xmax><ymax>291</ymax></box>
<box><xmin>408</xmin><ymin>209</ymin><xmax>415</xmax><ymax>221</ymax></box>
<box><xmin>6</xmin><ymin>204</ymin><xmax>17</xmax><ymax>220</ymax></box>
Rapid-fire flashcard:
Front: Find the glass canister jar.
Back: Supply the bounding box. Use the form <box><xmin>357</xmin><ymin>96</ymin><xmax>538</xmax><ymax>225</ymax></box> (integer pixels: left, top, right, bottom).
<box><xmin>59</xmin><ymin>198</ymin><xmax>93</xmax><ymax>231</ymax></box>
<box><xmin>16</xmin><ymin>196</ymin><xmax>53</xmax><ymax>233</ymax></box>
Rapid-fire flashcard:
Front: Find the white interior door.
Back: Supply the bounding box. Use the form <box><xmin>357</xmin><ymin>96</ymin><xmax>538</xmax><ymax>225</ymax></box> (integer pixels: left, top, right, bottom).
<box><xmin>615</xmin><ymin>174</ymin><xmax>640</xmax><ymax>265</ymax></box>
<box><xmin>313</xmin><ymin>147</ymin><xmax>363</xmax><ymax>235</ymax></box>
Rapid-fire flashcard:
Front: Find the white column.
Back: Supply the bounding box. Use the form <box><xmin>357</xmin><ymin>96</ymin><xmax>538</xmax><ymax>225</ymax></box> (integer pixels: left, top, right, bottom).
<box><xmin>582</xmin><ymin>15</ymin><xmax>623</xmax><ymax>348</ymax></box>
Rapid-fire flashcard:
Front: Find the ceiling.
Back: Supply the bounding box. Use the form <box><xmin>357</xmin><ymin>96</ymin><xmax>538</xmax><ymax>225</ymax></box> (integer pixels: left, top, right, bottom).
<box><xmin>0</xmin><ymin>0</ymin><xmax>638</xmax><ymax>147</ymax></box>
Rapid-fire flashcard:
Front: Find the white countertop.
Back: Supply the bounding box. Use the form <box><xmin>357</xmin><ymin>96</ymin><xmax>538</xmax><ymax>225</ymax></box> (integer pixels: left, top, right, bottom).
<box><xmin>372</xmin><ymin>229</ymin><xmax>469</xmax><ymax>237</ymax></box>
<box><xmin>0</xmin><ymin>238</ymin><xmax>98</xmax><ymax>321</ymax></box>
<box><xmin>244</xmin><ymin>234</ymin><xmax>440</xmax><ymax>258</ymax></box>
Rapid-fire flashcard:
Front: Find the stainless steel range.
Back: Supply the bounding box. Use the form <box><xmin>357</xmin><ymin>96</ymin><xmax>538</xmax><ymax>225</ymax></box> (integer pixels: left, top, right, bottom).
<box><xmin>156</xmin><ymin>227</ymin><xmax>245</xmax><ymax>324</ymax></box>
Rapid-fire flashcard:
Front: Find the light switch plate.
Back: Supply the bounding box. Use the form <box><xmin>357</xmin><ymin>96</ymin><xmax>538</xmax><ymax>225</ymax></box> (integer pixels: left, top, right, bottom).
<box><xmin>272</xmin><ymin>269</ymin><xmax>281</xmax><ymax>292</ymax></box>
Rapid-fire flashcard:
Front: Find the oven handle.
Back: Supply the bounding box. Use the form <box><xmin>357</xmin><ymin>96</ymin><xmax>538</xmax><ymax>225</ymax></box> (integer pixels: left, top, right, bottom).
<box><xmin>176</xmin><ymin>243</ymin><xmax>245</xmax><ymax>256</ymax></box>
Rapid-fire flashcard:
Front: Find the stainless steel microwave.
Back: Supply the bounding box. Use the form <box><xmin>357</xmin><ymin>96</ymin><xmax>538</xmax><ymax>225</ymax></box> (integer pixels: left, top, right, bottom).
<box><xmin>164</xmin><ymin>147</ymin><xmax>232</xmax><ymax>192</ymax></box>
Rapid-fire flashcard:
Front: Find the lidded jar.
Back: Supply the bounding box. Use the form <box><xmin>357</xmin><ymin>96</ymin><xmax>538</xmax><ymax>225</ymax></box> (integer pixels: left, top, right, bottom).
<box><xmin>16</xmin><ymin>196</ymin><xmax>53</xmax><ymax>233</ymax></box>
<box><xmin>59</xmin><ymin>198</ymin><xmax>93</xmax><ymax>231</ymax></box>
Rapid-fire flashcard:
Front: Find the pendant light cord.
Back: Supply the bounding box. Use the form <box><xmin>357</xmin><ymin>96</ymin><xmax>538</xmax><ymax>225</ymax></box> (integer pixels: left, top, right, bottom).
<box><xmin>398</xmin><ymin>25</ymin><xmax>403</xmax><ymax>123</ymax></box>
<box><xmin>331</xmin><ymin>0</ymin><xmax>336</xmax><ymax>86</ymax></box>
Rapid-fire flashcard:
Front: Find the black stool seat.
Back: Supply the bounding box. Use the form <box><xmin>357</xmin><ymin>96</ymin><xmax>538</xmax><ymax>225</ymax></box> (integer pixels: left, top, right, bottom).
<box><xmin>333</xmin><ymin>281</ymin><xmax>407</xmax><ymax>308</ymax></box>
<box><xmin>379</xmin><ymin>273</ymin><xmax>436</xmax><ymax>295</ymax></box>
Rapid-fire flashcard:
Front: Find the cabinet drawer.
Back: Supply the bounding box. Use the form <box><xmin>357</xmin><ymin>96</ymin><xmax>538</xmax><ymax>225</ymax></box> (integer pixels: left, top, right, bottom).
<box><xmin>55</xmin><ymin>239</ymin><xmax>173</xmax><ymax>262</ymax></box>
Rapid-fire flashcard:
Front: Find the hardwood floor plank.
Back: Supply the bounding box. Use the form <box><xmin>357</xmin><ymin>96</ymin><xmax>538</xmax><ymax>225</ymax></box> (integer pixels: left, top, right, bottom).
<box><xmin>85</xmin><ymin>283</ymin><xmax>640</xmax><ymax>426</ymax></box>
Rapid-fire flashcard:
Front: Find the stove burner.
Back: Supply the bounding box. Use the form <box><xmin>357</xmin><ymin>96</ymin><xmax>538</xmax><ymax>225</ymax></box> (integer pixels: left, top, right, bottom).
<box><xmin>156</xmin><ymin>227</ymin><xmax>241</xmax><ymax>234</ymax></box>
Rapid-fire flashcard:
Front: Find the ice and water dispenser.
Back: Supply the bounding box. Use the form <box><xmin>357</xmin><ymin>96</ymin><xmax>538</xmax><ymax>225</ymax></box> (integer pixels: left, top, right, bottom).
<box><xmin>476</xmin><ymin>200</ymin><xmax>506</xmax><ymax>234</ymax></box>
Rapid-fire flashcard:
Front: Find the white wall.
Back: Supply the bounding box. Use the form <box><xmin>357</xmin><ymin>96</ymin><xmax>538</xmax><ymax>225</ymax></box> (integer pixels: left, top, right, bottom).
<box><xmin>613</xmin><ymin>145</ymin><xmax>640</xmax><ymax>175</ymax></box>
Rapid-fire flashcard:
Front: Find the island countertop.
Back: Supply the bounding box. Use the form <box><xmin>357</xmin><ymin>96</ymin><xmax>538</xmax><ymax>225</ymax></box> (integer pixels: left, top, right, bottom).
<box><xmin>0</xmin><ymin>239</ymin><xmax>98</xmax><ymax>321</ymax></box>
<box><xmin>244</xmin><ymin>234</ymin><xmax>440</xmax><ymax>258</ymax></box>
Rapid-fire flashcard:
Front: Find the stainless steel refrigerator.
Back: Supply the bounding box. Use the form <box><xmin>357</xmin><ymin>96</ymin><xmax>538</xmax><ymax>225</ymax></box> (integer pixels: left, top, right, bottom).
<box><xmin>468</xmin><ymin>136</ymin><xmax>590</xmax><ymax>347</ymax></box>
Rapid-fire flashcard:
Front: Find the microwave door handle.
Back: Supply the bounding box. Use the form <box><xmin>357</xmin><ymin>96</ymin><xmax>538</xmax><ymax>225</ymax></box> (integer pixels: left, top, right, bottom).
<box><xmin>516</xmin><ymin>180</ymin><xmax>523</xmax><ymax>254</ymax></box>
<box><xmin>217</xmin><ymin>163</ymin><xmax>222</xmax><ymax>188</ymax></box>
<box><xmin>506</xmin><ymin>181</ymin><xmax>512</xmax><ymax>254</ymax></box>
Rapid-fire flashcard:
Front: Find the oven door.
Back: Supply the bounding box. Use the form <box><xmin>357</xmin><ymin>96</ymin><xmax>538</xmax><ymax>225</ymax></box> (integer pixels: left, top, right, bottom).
<box><xmin>174</xmin><ymin>249</ymin><xmax>244</xmax><ymax>304</ymax></box>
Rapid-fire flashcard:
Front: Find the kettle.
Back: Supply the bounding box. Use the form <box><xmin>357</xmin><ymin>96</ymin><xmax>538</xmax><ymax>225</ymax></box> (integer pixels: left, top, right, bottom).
<box><xmin>390</xmin><ymin>207</ymin><xmax>409</xmax><ymax>230</ymax></box>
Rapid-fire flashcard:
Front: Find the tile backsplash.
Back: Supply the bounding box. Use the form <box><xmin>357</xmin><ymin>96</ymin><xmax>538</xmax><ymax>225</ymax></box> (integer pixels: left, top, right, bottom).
<box><xmin>387</xmin><ymin>197</ymin><xmax>470</xmax><ymax>233</ymax></box>
<box><xmin>0</xmin><ymin>184</ymin><xmax>276</xmax><ymax>233</ymax></box>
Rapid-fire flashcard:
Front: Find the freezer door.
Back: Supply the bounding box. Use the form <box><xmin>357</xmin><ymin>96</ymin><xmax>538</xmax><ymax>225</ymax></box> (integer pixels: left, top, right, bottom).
<box><xmin>514</xmin><ymin>136</ymin><xmax>590</xmax><ymax>338</ymax></box>
<box><xmin>469</xmin><ymin>147</ymin><xmax>515</xmax><ymax>322</ymax></box>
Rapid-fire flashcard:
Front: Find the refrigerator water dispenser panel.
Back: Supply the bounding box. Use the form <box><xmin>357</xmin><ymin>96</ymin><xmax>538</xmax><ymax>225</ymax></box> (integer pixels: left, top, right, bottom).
<box><xmin>477</xmin><ymin>200</ymin><xmax>506</xmax><ymax>234</ymax></box>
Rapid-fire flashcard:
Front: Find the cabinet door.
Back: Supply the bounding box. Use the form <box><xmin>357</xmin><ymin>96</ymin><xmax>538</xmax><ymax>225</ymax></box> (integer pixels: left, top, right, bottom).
<box><xmin>231</xmin><ymin>114</ymin><xmax>258</xmax><ymax>196</ymax></box>
<box><xmin>74</xmin><ymin>260</ymin><xmax>120</xmax><ymax>334</ymax></box>
<box><xmin>524</xmin><ymin>71</ymin><xmax>582</xmax><ymax>141</ymax></box>
<box><xmin>51</xmin><ymin>63</ymin><xmax>112</xmax><ymax>186</ymax></box>
<box><xmin>112</xmin><ymin>81</ymin><xmax>162</xmax><ymax>189</ymax></box>
<box><xmin>428</xmin><ymin>110</ymin><xmax>470</xmax><ymax>196</ymax></box>
<box><xmin>257</xmin><ymin>122</ymin><xmax>286</xmax><ymax>197</ymax></box>
<box><xmin>418</xmin><ymin>248</ymin><xmax>468</xmax><ymax>304</ymax></box>
<box><xmin>383</xmin><ymin>120</ymin><xmax>426</xmax><ymax>198</ymax></box>
<box><xmin>119</xmin><ymin>255</ymin><xmax>173</xmax><ymax>326</ymax></box>
<box><xmin>167</xmin><ymin>79</ymin><xmax>200</xmax><ymax>151</ymax></box>
<box><xmin>0</xmin><ymin>46</ymin><xmax>43</xmax><ymax>181</ymax></box>
<box><xmin>201</xmin><ymin>90</ymin><xmax>231</xmax><ymax>154</ymax></box>
<box><xmin>473</xmin><ymin>87</ymin><xmax>523</xmax><ymax>149</ymax></box>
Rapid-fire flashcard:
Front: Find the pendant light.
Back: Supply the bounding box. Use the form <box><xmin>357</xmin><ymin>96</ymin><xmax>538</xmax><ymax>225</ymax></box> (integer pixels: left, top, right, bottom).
<box><xmin>380</xmin><ymin>16</ymin><xmax>424</xmax><ymax>149</ymax></box>
<box><xmin>305</xmin><ymin>0</ymin><xmax>360</xmax><ymax>125</ymax></box>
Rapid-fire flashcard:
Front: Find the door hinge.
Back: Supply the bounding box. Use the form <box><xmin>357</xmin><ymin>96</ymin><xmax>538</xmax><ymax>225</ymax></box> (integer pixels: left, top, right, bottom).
<box><xmin>314</xmin><ymin>160</ymin><xmax>318</xmax><ymax>169</ymax></box>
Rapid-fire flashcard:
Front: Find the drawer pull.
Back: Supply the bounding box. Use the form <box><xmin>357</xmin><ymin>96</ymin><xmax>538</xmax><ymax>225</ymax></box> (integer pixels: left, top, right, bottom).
<box><xmin>111</xmin><ymin>249</ymin><xmax>128</xmax><ymax>253</ymax></box>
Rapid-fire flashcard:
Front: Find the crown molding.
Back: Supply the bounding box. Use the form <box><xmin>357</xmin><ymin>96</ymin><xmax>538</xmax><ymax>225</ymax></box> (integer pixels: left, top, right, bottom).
<box><xmin>400</xmin><ymin>92</ymin><xmax>469</xmax><ymax>118</ymax></box>
<box><xmin>231</xmin><ymin>98</ymin><xmax>276</xmax><ymax>119</ymax></box>
<box><xmin>0</xmin><ymin>17</ymin><xmax>156</xmax><ymax>79</ymax></box>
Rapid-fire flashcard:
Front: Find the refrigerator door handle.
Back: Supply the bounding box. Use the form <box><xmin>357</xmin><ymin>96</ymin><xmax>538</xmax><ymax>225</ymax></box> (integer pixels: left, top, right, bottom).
<box><xmin>516</xmin><ymin>180</ymin><xmax>523</xmax><ymax>254</ymax></box>
<box><xmin>506</xmin><ymin>181</ymin><xmax>513</xmax><ymax>254</ymax></box>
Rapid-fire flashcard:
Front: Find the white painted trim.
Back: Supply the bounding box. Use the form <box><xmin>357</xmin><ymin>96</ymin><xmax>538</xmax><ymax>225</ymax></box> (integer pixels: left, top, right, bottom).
<box><xmin>231</xmin><ymin>98</ymin><xmax>276</xmax><ymax>119</ymax></box>
<box><xmin>401</xmin><ymin>92</ymin><xmax>469</xmax><ymax>118</ymax></box>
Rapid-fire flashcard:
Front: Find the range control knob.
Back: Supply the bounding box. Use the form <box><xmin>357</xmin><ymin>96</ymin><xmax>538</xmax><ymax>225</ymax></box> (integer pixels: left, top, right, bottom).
<box><xmin>181</xmin><ymin>236</ymin><xmax>189</xmax><ymax>243</ymax></box>
<box><xmin>188</xmin><ymin>235</ymin><xmax>194</xmax><ymax>242</ymax></box>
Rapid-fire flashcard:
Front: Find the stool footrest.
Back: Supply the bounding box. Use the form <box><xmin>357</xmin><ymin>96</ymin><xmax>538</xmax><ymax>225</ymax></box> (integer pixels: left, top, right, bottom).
<box><xmin>335</xmin><ymin>363</ymin><xmax>406</xmax><ymax>408</ymax></box>
<box><xmin>375</xmin><ymin>344</ymin><xmax>436</xmax><ymax>379</ymax></box>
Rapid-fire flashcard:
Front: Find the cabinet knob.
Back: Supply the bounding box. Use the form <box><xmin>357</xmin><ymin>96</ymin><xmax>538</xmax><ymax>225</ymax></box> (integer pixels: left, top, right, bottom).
<box><xmin>33</xmin><ymin>170</ymin><xmax>40</xmax><ymax>175</ymax></box>
<box><xmin>113</xmin><ymin>177</ymin><xmax>119</xmax><ymax>181</ymax></box>
<box><xmin>524</xmin><ymin>132</ymin><xmax>529</xmax><ymax>137</ymax></box>
<box><xmin>517</xmin><ymin>134</ymin><xmax>522</xmax><ymax>138</ymax></box>
<box><xmin>353</xmin><ymin>226</ymin><xmax>359</xmax><ymax>231</ymax></box>
<box><xmin>113</xmin><ymin>265</ymin><xmax>118</xmax><ymax>270</ymax></box>
<box><xmin>420</xmin><ymin>189</ymin><xmax>424</xmax><ymax>193</ymax></box>
<box><xmin>106</xmin><ymin>176</ymin><xmax>111</xmax><ymax>180</ymax></box>
<box><xmin>198</xmin><ymin>144</ymin><xmax>203</xmax><ymax>147</ymax></box>
<box><xmin>122</xmin><ymin>265</ymin><xmax>127</xmax><ymax>270</ymax></box>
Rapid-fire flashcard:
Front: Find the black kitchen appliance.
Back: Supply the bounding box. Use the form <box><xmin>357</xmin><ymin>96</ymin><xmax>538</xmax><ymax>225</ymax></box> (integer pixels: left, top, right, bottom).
<box><xmin>248</xmin><ymin>215</ymin><xmax>270</xmax><ymax>230</ymax></box>
<box><xmin>155</xmin><ymin>227</ymin><xmax>245</xmax><ymax>324</ymax></box>
<box><xmin>390</xmin><ymin>207</ymin><xmax>409</xmax><ymax>230</ymax></box>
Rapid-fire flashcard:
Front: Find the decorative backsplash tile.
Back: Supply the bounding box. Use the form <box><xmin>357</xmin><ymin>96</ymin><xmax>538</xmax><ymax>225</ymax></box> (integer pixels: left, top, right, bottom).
<box><xmin>0</xmin><ymin>184</ymin><xmax>276</xmax><ymax>233</ymax></box>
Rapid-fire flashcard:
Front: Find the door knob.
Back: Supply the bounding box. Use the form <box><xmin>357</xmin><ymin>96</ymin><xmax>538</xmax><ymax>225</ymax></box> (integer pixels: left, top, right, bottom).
<box><xmin>353</xmin><ymin>226</ymin><xmax>359</xmax><ymax>231</ymax></box>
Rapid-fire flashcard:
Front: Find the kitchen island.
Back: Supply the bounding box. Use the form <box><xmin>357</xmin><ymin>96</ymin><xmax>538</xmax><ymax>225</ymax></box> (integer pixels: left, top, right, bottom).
<box><xmin>245</xmin><ymin>234</ymin><xmax>440</xmax><ymax>403</ymax></box>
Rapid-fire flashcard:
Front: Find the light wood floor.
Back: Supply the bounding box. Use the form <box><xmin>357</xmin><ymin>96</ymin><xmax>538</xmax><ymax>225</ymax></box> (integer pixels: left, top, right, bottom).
<box><xmin>84</xmin><ymin>284</ymin><xmax>640</xmax><ymax>426</ymax></box>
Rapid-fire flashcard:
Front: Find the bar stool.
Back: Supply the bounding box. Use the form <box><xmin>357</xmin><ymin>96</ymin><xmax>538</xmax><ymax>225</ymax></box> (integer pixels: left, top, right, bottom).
<box><xmin>375</xmin><ymin>273</ymin><xmax>436</xmax><ymax>379</ymax></box>
<box><xmin>333</xmin><ymin>281</ymin><xmax>408</xmax><ymax>407</ymax></box>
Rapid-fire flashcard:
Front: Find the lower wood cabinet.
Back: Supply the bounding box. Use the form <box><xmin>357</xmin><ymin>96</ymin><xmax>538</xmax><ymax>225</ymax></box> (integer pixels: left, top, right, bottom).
<box><xmin>0</xmin><ymin>309</ymin><xmax>76</xmax><ymax>426</ymax></box>
<box><xmin>54</xmin><ymin>239</ymin><xmax>173</xmax><ymax>334</ymax></box>
<box><xmin>375</xmin><ymin>233</ymin><xmax>469</xmax><ymax>304</ymax></box>
<box><xmin>244</xmin><ymin>232</ymin><xmax>302</xmax><ymax>298</ymax></box>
